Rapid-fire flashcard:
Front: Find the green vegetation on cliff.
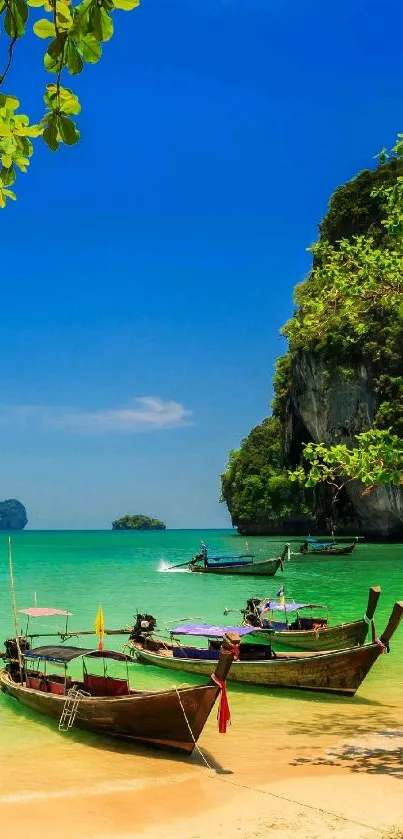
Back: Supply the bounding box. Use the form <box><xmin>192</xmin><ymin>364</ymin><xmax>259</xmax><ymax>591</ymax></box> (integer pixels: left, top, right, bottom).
<box><xmin>280</xmin><ymin>143</ymin><xmax>403</xmax><ymax>435</ymax></box>
<box><xmin>112</xmin><ymin>514</ymin><xmax>166</xmax><ymax>530</ymax></box>
<box><xmin>221</xmin><ymin>418</ymin><xmax>312</xmax><ymax>531</ymax></box>
<box><xmin>0</xmin><ymin>499</ymin><xmax>27</xmax><ymax>530</ymax></box>
<box><xmin>222</xmin><ymin>139</ymin><xmax>403</xmax><ymax>534</ymax></box>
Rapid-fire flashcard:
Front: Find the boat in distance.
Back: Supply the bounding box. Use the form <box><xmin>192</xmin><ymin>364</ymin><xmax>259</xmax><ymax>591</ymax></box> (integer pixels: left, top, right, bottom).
<box><xmin>299</xmin><ymin>537</ymin><xmax>357</xmax><ymax>556</ymax></box>
<box><xmin>188</xmin><ymin>542</ymin><xmax>290</xmax><ymax>576</ymax></box>
<box><xmin>0</xmin><ymin>610</ymin><xmax>240</xmax><ymax>755</ymax></box>
<box><xmin>236</xmin><ymin>586</ymin><xmax>380</xmax><ymax>651</ymax></box>
<box><xmin>129</xmin><ymin>601</ymin><xmax>403</xmax><ymax>696</ymax></box>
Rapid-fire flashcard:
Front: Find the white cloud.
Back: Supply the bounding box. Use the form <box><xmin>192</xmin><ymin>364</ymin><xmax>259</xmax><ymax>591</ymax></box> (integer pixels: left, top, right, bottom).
<box><xmin>6</xmin><ymin>397</ymin><xmax>193</xmax><ymax>434</ymax></box>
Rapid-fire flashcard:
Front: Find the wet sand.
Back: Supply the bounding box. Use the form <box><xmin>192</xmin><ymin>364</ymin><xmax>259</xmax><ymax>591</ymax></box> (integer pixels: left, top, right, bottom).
<box><xmin>1</xmin><ymin>690</ymin><xmax>403</xmax><ymax>839</ymax></box>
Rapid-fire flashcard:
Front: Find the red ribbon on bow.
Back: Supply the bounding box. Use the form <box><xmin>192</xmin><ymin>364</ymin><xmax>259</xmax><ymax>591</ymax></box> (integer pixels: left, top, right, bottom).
<box><xmin>211</xmin><ymin>673</ymin><xmax>231</xmax><ymax>733</ymax></box>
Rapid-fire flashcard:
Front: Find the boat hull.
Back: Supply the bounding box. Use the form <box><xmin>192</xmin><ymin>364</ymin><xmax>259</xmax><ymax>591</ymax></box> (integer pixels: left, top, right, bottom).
<box><xmin>250</xmin><ymin>619</ymin><xmax>369</xmax><ymax>651</ymax></box>
<box><xmin>191</xmin><ymin>557</ymin><xmax>282</xmax><ymax>576</ymax></box>
<box><xmin>0</xmin><ymin>670</ymin><xmax>220</xmax><ymax>754</ymax></box>
<box><xmin>133</xmin><ymin>643</ymin><xmax>382</xmax><ymax>696</ymax></box>
<box><xmin>300</xmin><ymin>543</ymin><xmax>356</xmax><ymax>556</ymax></box>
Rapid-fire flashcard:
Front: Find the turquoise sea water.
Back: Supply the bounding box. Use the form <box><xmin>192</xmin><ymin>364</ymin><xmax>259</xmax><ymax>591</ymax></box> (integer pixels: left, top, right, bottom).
<box><xmin>0</xmin><ymin>529</ymin><xmax>402</xmax><ymax>778</ymax></box>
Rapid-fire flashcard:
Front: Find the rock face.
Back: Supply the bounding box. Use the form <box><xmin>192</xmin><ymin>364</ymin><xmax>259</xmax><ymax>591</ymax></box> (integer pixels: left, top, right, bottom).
<box><xmin>285</xmin><ymin>353</ymin><xmax>403</xmax><ymax>539</ymax></box>
<box><xmin>0</xmin><ymin>499</ymin><xmax>28</xmax><ymax>530</ymax></box>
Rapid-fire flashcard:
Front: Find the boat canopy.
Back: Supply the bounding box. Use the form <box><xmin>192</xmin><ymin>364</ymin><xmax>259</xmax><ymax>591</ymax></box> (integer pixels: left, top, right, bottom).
<box><xmin>19</xmin><ymin>608</ymin><xmax>72</xmax><ymax>618</ymax></box>
<box><xmin>305</xmin><ymin>539</ymin><xmax>334</xmax><ymax>550</ymax></box>
<box><xmin>208</xmin><ymin>554</ymin><xmax>255</xmax><ymax>561</ymax></box>
<box><xmin>24</xmin><ymin>645</ymin><xmax>131</xmax><ymax>664</ymax></box>
<box><xmin>170</xmin><ymin>623</ymin><xmax>265</xmax><ymax>638</ymax></box>
<box><xmin>259</xmin><ymin>601</ymin><xmax>327</xmax><ymax>613</ymax></box>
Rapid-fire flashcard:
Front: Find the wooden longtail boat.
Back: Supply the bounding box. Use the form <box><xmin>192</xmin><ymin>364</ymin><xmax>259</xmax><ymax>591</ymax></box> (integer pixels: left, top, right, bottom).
<box><xmin>237</xmin><ymin>586</ymin><xmax>381</xmax><ymax>651</ymax></box>
<box><xmin>188</xmin><ymin>543</ymin><xmax>289</xmax><ymax>576</ymax></box>
<box><xmin>299</xmin><ymin>538</ymin><xmax>357</xmax><ymax>556</ymax></box>
<box><xmin>129</xmin><ymin>602</ymin><xmax>403</xmax><ymax>696</ymax></box>
<box><xmin>0</xmin><ymin>630</ymin><xmax>240</xmax><ymax>754</ymax></box>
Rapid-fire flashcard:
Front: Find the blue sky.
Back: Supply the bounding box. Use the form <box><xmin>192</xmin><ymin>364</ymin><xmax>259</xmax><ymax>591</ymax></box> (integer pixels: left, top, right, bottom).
<box><xmin>0</xmin><ymin>0</ymin><xmax>402</xmax><ymax>528</ymax></box>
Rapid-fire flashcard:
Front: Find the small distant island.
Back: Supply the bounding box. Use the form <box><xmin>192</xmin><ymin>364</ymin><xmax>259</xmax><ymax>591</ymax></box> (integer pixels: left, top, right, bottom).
<box><xmin>0</xmin><ymin>499</ymin><xmax>28</xmax><ymax>531</ymax></box>
<box><xmin>112</xmin><ymin>514</ymin><xmax>166</xmax><ymax>531</ymax></box>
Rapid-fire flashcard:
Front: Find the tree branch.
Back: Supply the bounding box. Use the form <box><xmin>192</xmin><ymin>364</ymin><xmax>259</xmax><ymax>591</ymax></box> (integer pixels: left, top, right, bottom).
<box><xmin>0</xmin><ymin>2</ymin><xmax>19</xmax><ymax>87</ymax></box>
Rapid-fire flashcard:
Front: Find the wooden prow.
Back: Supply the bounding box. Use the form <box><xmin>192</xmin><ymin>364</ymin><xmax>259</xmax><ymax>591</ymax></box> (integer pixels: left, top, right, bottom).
<box><xmin>213</xmin><ymin>632</ymin><xmax>240</xmax><ymax>682</ymax></box>
<box><xmin>365</xmin><ymin>586</ymin><xmax>381</xmax><ymax>621</ymax></box>
<box><xmin>379</xmin><ymin>601</ymin><xmax>403</xmax><ymax>648</ymax></box>
<box><xmin>279</xmin><ymin>543</ymin><xmax>290</xmax><ymax>571</ymax></box>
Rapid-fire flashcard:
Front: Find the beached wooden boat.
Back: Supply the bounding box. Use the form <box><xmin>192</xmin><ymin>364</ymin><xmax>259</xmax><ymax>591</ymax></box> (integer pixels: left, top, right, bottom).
<box><xmin>237</xmin><ymin>586</ymin><xmax>381</xmax><ymax>651</ymax></box>
<box><xmin>299</xmin><ymin>538</ymin><xmax>357</xmax><ymax>556</ymax></box>
<box><xmin>188</xmin><ymin>543</ymin><xmax>289</xmax><ymax>576</ymax></box>
<box><xmin>0</xmin><ymin>630</ymin><xmax>240</xmax><ymax>754</ymax></box>
<box><xmin>130</xmin><ymin>601</ymin><xmax>403</xmax><ymax>696</ymax></box>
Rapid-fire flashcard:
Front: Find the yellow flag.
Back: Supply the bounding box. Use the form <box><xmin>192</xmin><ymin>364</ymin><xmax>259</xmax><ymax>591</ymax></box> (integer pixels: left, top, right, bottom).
<box><xmin>95</xmin><ymin>604</ymin><xmax>105</xmax><ymax>650</ymax></box>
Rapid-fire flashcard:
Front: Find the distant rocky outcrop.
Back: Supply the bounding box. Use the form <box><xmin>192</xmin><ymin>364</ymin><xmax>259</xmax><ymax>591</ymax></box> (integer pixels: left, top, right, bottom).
<box><xmin>112</xmin><ymin>514</ymin><xmax>166</xmax><ymax>530</ymax></box>
<box><xmin>0</xmin><ymin>499</ymin><xmax>28</xmax><ymax>530</ymax></box>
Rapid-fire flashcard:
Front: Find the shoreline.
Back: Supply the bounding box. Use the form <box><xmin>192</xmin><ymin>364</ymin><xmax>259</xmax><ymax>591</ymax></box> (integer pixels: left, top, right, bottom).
<box><xmin>1</xmin><ymin>752</ymin><xmax>402</xmax><ymax>839</ymax></box>
<box><xmin>1</xmin><ymin>708</ymin><xmax>403</xmax><ymax>839</ymax></box>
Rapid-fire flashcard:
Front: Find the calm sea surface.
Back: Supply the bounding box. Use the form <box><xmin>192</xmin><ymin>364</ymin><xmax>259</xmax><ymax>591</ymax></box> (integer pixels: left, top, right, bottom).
<box><xmin>0</xmin><ymin>529</ymin><xmax>402</xmax><ymax>788</ymax></box>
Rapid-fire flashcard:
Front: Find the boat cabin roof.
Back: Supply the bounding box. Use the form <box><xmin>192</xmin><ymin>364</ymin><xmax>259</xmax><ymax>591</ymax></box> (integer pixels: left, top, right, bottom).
<box><xmin>19</xmin><ymin>607</ymin><xmax>72</xmax><ymax>618</ymax></box>
<box><xmin>24</xmin><ymin>645</ymin><xmax>131</xmax><ymax>664</ymax></box>
<box><xmin>208</xmin><ymin>553</ymin><xmax>255</xmax><ymax>560</ymax></box>
<box><xmin>170</xmin><ymin>623</ymin><xmax>265</xmax><ymax>638</ymax></box>
<box><xmin>259</xmin><ymin>601</ymin><xmax>327</xmax><ymax>613</ymax></box>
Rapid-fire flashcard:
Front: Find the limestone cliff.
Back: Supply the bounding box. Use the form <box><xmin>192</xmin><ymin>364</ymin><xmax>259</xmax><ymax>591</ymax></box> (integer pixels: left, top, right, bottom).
<box><xmin>284</xmin><ymin>354</ymin><xmax>403</xmax><ymax>539</ymax></box>
<box><xmin>221</xmin><ymin>155</ymin><xmax>403</xmax><ymax>540</ymax></box>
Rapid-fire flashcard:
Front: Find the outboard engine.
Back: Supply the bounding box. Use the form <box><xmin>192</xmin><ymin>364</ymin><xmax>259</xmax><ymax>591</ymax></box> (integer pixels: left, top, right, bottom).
<box><xmin>4</xmin><ymin>637</ymin><xmax>30</xmax><ymax>660</ymax></box>
<box><xmin>129</xmin><ymin>614</ymin><xmax>157</xmax><ymax>642</ymax></box>
<box><xmin>242</xmin><ymin>598</ymin><xmax>262</xmax><ymax>627</ymax></box>
<box><xmin>3</xmin><ymin>637</ymin><xmax>30</xmax><ymax>680</ymax></box>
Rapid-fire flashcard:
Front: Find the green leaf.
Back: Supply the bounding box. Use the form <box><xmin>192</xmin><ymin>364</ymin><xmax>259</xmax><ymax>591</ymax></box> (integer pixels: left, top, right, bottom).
<box><xmin>33</xmin><ymin>18</ymin><xmax>56</xmax><ymax>38</ymax></box>
<box><xmin>71</xmin><ymin>0</ymin><xmax>92</xmax><ymax>38</ymax></box>
<box><xmin>44</xmin><ymin>37</ymin><xmax>65</xmax><ymax>73</ymax></box>
<box><xmin>14</xmin><ymin>156</ymin><xmax>30</xmax><ymax>172</ymax></box>
<box><xmin>44</xmin><ymin>85</ymin><xmax>81</xmax><ymax>115</ymax></box>
<box><xmin>56</xmin><ymin>0</ymin><xmax>73</xmax><ymax>29</ymax></box>
<box><xmin>80</xmin><ymin>33</ymin><xmax>102</xmax><ymax>63</ymax></box>
<box><xmin>113</xmin><ymin>0</ymin><xmax>140</xmax><ymax>9</ymax></box>
<box><xmin>0</xmin><ymin>122</ymin><xmax>12</xmax><ymax>138</ymax></box>
<box><xmin>91</xmin><ymin>5</ymin><xmax>113</xmax><ymax>41</ymax></box>
<box><xmin>17</xmin><ymin>135</ymin><xmax>34</xmax><ymax>157</ymax></box>
<box><xmin>15</xmin><ymin>123</ymin><xmax>43</xmax><ymax>138</ymax></box>
<box><xmin>43</xmin><ymin>120</ymin><xmax>59</xmax><ymax>151</ymax></box>
<box><xmin>56</xmin><ymin>114</ymin><xmax>80</xmax><ymax>145</ymax></box>
<box><xmin>0</xmin><ymin>95</ymin><xmax>20</xmax><ymax>111</ymax></box>
<box><xmin>1</xmin><ymin>165</ymin><xmax>16</xmax><ymax>186</ymax></box>
<box><xmin>66</xmin><ymin>39</ymin><xmax>84</xmax><ymax>74</ymax></box>
<box><xmin>1</xmin><ymin>153</ymin><xmax>12</xmax><ymax>167</ymax></box>
<box><xmin>5</xmin><ymin>0</ymin><xmax>28</xmax><ymax>38</ymax></box>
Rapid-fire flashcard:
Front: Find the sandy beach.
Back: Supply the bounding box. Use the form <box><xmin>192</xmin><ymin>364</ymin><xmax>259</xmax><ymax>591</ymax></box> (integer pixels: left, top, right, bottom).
<box><xmin>1</xmin><ymin>706</ymin><xmax>402</xmax><ymax>839</ymax></box>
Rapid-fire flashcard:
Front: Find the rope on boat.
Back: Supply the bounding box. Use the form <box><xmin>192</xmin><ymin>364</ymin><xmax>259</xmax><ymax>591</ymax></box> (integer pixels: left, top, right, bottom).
<box><xmin>174</xmin><ymin>686</ymin><xmax>216</xmax><ymax>770</ymax></box>
<box><xmin>173</xmin><ymin>689</ymin><xmax>379</xmax><ymax>833</ymax></box>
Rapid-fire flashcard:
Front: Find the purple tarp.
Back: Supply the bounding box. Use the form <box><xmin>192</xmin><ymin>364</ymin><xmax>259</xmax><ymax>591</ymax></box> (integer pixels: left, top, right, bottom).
<box><xmin>169</xmin><ymin>624</ymin><xmax>262</xmax><ymax>638</ymax></box>
<box><xmin>260</xmin><ymin>601</ymin><xmax>326</xmax><ymax>613</ymax></box>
